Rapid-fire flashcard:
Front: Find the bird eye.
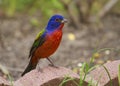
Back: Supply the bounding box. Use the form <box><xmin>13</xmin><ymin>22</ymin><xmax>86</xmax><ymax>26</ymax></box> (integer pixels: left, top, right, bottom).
<box><xmin>55</xmin><ymin>18</ymin><xmax>60</xmax><ymax>22</ymax></box>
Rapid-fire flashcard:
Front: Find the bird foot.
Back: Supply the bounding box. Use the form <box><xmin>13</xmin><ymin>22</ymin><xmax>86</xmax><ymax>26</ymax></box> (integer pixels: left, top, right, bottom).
<box><xmin>48</xmin><ymin>64</ymin><xmax>58</xmax><ymax>68</ymax></box>
<box><xmin>37</xmin><ymin>67</ymin><xmax>43</xmax><ymax>73</ymax></box>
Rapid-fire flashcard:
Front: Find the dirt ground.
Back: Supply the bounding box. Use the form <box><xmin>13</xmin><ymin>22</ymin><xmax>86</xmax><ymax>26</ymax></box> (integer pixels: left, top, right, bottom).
<box><xmin>0</xmin><ymin>14</ymin><xmax>120</xmax><ymax>80</ymax></box>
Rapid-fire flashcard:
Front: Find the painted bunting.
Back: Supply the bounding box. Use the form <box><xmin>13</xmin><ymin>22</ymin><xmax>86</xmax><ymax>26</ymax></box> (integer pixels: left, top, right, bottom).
<box><xmin>21</xmin><ymin>14</ymin><xmax>67</xmax><ymax>76</ymax></box>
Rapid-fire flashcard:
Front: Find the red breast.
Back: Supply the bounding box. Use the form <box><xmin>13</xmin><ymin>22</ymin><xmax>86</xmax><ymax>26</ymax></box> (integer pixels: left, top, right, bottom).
<box><xmin>36</xmin><ymin>29</ymin><xmax>62</xmax><ymax>57</ymax></box>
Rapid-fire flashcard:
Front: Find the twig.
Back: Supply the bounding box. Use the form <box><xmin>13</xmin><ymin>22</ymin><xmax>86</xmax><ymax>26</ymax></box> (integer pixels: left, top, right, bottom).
<box><xmin>59</xmin><ymin>0</ymin><xmax>80</xmax><ymax>29</ymax></box>
<box><xmin>86</xmin><ymin>0</ymin><xmax>94</xmax><ymax>20</ymax></box>
<box><xmin>75</xmin><ymin>0</ymin><xmax>95</xmax><ymax>23</ymax></box>
<box><xmin>97</xmin><ymin>0</ymin><xmax>119</xmax><ymax>18</ymax></box>
<box><xmin>75</xmin><ymin>0</ymin><xmax>85</xmax><ymax>23</ymax></box>
<box><xmin>0</xmin><ymin>19</ymin><xmax>5</xmax><ymax>49</ymax></box>
<box><xmin>102</xmin><ymin>65</ymin><xmax>113</xmax><ymax>86</ymax></box>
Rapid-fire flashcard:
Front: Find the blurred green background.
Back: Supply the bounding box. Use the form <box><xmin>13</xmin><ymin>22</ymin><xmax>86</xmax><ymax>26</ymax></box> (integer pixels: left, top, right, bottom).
<box><xmin>0</xmin><ymin>0</ymin><xmax>120</xmax><ymax>28</ymax></box>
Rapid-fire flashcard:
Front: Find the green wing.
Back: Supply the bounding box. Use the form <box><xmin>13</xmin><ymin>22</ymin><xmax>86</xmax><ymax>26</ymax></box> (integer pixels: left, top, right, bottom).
<box><xmin>29</xmin><ymin>29</ymin><xmax>46</xmax><ymax>58</ymax></box>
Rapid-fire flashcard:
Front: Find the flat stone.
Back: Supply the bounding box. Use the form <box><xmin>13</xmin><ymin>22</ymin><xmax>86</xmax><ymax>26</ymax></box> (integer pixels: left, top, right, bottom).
<box><xmin>88</xmin><ymin>60</ymin><xmax>120</xmax><ymax>86</ymax></box>
<box><xmin>14</xmin><ymin>66</ymin><xmax>88</xmax><ymax>86</ymax></box>
<box><xmin>0</xmin><ymin>76</ymin><xmax>10</xmax><ymax>86</ymax></box>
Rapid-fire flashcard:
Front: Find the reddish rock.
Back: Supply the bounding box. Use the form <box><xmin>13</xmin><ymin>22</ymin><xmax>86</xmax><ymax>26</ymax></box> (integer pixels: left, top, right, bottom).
<box><xmin>1</xmin><ymin>60</ymin><xmax>120</xmax><ymax>86</ymax></box>
<box><xmin>88</xmin><ymin>60</ymin><xmax>120</xmax><ymax>86</ymax></box>
<box><xmin>14</xmin><ymin>66</ymin><xmax>88</xmax><ymax>86</ymax></box>
<box><xmin>0</xmin><ymin>76</ymin><xmax>10</xmax><ymax>86</ymax></box>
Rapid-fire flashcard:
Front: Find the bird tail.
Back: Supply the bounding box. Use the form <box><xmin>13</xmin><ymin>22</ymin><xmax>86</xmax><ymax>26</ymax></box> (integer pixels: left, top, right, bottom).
<box><xmin>21</xmin><ymin>61</ymin><xmax>37</xmax><ymax>76</ymax></box>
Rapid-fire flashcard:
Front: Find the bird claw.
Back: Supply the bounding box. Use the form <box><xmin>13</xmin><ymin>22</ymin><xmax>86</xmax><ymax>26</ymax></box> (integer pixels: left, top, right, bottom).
<box><xmin>37</xmin><ymin>67</ymin><xmax>43</xmax><ymax>73</ymax></box>
<box><xmin>48</xmin><ymin>64</ymin><xmax>58</xmax><ymax>68</ymax></box>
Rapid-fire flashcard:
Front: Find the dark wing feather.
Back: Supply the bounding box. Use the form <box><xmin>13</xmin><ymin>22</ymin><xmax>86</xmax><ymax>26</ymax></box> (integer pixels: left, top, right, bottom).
<box><xmin>28</xmin><ymin>29</ymin><xmax>46</xmax><ymax>58</ymax></box>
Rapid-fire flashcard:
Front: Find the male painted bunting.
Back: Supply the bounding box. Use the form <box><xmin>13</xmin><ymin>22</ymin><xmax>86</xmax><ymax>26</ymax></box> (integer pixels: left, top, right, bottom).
<box><xmin>21</xmin><ymin>14</ymin><xmax>67</xmax><ymax>76</ymax></box>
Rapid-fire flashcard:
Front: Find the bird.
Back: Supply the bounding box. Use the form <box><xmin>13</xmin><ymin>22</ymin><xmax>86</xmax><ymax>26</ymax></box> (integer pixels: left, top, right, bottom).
<box><xmin>21</xmin><ymin>14</ymin><xmax>67</xmax><ymax>76</ymax></box>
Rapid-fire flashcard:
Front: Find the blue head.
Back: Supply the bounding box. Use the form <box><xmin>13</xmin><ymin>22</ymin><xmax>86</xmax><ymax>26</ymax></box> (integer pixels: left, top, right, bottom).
<box><xmin>46</xmin><ymin>14</ymin><xmax>67</xmax><ymax>32</ymax></box>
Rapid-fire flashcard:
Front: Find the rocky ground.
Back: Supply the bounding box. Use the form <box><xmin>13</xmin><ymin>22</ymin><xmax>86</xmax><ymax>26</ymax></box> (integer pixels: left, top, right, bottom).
<box><xmin>0</xmin><ymin>14</ymin><xmax>120</xmax><ymax>80</ymax></box>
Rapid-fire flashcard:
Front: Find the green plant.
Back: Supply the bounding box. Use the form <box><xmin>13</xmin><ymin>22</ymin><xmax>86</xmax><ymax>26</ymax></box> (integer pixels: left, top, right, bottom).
<box><xmin>59</xmin><ymin>48</ymin><xmax>119</xmax><ymax>86</ymax></box>
<box><xmin>0</xmin><ymin>0</ymin><xmax>64</xmax><ymax>17</ymax></box>
<box><xmin>118</xmin><ymin>65</ymin><xmax>120</xmax><ymax>86</ymax></box>
<box><xmin>59</xmin><ymin>75</ymin><xmax>78</xmax><ymax>86</ymax></box>
<box><xmin>102</xmin><ymin>65</ymin><xmax>112</xmax><ymax>86</ymax></box>
<box><xmin>0</xmin><ymin>64</ymin><xmax>13</xmax><ymax>86</ymax></box>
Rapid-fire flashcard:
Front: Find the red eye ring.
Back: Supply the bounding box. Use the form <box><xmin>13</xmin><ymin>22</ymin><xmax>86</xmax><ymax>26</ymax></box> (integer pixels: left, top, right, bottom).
<box><xmin>55</xmin><ymin>18</ymin><xmax>59</xmax><ymax>22</ymax></box>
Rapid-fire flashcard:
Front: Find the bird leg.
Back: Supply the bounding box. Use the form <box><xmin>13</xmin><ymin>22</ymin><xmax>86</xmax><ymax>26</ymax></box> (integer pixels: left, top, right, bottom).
<box><xmin>47</xmin><ymin>58</ymin><xmax>54</xmax><ymax>66</ymax></box>
<box><xmin>46</xmin><ymin>58</ymin><xmax>58</xmax><ymax>68</ymax></box>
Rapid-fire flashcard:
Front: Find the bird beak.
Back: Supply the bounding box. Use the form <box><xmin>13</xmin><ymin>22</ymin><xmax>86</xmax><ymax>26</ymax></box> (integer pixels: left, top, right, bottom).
<box><xmin>61</xmin><ymin>19</ymin><xmax>67</xmax><ymax>23</ymax></box>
